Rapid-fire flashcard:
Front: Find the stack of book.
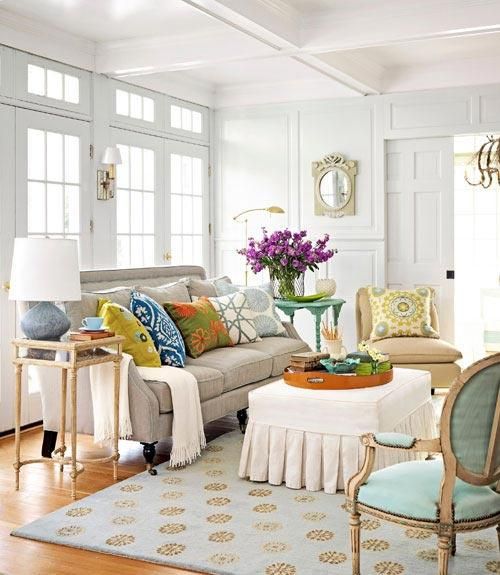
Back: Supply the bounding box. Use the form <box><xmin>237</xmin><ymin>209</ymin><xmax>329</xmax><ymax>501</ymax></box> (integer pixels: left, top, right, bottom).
<box><xmin>69</xmin><ymin>330</ymin><xmax>115</xmax><ymax>342</ymax></box>
<box><xmin>289</xmin><ymin>352</ymin><xmax>330</xmax><ymax>372</ymax></box>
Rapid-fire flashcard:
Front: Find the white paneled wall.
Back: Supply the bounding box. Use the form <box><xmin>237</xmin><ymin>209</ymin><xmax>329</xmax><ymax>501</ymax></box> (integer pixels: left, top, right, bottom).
<box><xmin>215</xmin><ymin>84</ymin><xmax>500</xmax><ymax>351</ymax></box>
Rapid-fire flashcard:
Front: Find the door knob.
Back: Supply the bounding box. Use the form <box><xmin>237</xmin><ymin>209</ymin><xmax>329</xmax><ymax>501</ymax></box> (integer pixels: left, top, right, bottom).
<box><xmin>163</xmin><ymin>251</ymin><xmax>172</xmax><ymax>262</ymax></box>
<box><xmin>2</xmin><ymin>281</ymin><xmax>10</xmax><ymax>291</ymax></box>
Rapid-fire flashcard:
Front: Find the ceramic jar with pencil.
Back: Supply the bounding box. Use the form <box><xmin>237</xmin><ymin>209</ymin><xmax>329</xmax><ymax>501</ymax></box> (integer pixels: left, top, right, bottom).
<box><xmin>321</xmin><ymin>321</ymin><xmax>347</xmax><ymax>361</ymax></box>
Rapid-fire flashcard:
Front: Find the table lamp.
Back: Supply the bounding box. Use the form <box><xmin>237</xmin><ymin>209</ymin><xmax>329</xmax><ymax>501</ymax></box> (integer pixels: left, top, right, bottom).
<box><xmin>9</xmin><ymin>238</ymin><xmax>81</xmax><ymax>341</ymax></box>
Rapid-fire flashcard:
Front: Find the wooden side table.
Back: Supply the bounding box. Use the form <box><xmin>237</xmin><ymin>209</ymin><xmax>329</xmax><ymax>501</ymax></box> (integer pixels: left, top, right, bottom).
<box><xmin>274</xmin><ymin>298</ymin><xmax>345</xmax><ymax>352</ymax></box>
<box><xmin>12</xmin><ymin>336</ymin><xmax>125</xmax><ymax>499</ymax></box>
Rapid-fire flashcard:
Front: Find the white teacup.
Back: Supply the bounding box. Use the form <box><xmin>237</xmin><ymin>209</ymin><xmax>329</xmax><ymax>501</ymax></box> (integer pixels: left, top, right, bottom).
<box><xmin>323</xmin><ymin>339</ymin><xmax>347</xmax><ymax>361</ymax></box>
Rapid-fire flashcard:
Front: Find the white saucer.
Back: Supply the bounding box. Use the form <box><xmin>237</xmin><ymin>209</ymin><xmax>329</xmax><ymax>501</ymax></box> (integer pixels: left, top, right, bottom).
<box><xmin>80</xmin><ymin>327</ymin><xmax>106</xmax><ymax>332</ymax></box>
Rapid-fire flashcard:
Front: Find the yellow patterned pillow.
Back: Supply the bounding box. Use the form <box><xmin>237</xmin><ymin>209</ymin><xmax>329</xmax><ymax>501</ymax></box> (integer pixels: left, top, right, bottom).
<box><xmin>97</xmin><ymin>299</ymin><xmax>161</xmax><ymax>367</ymax></box>
<box><xmin>367</xmin><ymin>287</ymin><xmax>439</xmax><ymax>341</ymax></box>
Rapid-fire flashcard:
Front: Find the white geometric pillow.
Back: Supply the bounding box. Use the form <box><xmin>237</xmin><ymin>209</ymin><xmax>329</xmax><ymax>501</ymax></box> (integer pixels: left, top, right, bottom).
<box><xmin>214</xmin><ymin>281</ymin><xmax>287</xmax><ymax>338</ymax></box>
<box><xmin>209</xmin><ymin>292</ymin><xmax>260</xmax><ymax>345</ymax></box>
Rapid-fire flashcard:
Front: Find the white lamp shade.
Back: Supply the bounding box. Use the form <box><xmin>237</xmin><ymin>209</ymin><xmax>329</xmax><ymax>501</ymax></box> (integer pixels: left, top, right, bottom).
<box><xmin>9</xmin><ymin>238</ymin><xmax>81</xmax><ymax>302</ymax></box>
<box><xmin>101</xmin><ymin>146</ymin><xmax>122</xmax><ymax>165</ymax></box>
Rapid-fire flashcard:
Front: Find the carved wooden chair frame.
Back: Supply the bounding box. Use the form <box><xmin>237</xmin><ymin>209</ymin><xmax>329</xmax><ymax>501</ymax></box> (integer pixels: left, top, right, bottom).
<box><xmin>346</xmin><ymin>353</ymin><xmax>500</xmax><ymax>575</ymax></box>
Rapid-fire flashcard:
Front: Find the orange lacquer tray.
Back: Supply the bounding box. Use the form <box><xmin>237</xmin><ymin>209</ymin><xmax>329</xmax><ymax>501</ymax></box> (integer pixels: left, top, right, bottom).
<box><xmin>283</xmin><ymin>367</ymin><xmax>393</xmax><ymax>390</ymax></box>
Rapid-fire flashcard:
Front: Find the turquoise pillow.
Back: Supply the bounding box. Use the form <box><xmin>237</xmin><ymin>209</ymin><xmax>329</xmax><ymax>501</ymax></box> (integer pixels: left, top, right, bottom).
<box><xmin>130</xmin><ymin>290</ymin><xmax>186</xmax><ymax>367</ymax></box>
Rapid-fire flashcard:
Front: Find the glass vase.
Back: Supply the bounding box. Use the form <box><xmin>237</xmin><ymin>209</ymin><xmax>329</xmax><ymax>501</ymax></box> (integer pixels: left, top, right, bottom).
<box><xmin>271</xmin><ymin>273</ymin><xmax>305</xmax><ymax>299</ymax></box>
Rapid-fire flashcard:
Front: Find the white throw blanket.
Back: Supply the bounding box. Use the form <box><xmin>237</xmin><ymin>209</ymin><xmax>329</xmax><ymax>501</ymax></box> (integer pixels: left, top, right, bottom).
<box><xmin>90</xmin><ymin>354</ymin><xmax>206</xmax><ymax>467</ymax></box>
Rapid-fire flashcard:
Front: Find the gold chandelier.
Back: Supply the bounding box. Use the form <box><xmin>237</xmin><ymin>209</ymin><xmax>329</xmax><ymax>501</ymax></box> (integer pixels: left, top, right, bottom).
<box><xmin>464</xmin><ymin>135</ymin><xmax>500</xmax><ymax>189</ymax></box>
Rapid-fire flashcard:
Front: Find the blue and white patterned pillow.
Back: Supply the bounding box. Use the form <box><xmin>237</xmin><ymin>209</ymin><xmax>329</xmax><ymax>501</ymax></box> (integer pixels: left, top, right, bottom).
<box><xmin>130</xmin><ymin>290</ymin><xmax>186</xmax><ymax>367</ymax></box>
<box><xmin>215</xmin><ymin>281</ymin><xmax>286</xmax><ymax>338</ymax></box>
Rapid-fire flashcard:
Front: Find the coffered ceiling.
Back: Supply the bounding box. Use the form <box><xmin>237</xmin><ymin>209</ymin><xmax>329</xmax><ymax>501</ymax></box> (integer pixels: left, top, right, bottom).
<box><xmin>0</xmin><ymin>0</ymin><xmax>499</xmax><ymax>107</ymax></box>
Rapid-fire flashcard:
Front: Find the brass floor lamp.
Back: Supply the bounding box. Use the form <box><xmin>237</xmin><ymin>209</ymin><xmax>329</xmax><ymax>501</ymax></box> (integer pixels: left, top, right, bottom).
<box><xmin>233</xmin><ymin>205</ymin><xmax>285</xmax><ymax>285</ymax></box>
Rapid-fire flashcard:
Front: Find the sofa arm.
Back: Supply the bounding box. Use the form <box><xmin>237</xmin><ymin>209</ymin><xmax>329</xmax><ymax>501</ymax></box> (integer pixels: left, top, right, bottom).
<box><xmin>282</xmin><ymin>321</ymin><xmax>302</xmax><ymax>340</ymax></box>
<box><xmin>127</xmin><ymin>361</ymin><xmax>161</xmax><ymax>443</ymax></box>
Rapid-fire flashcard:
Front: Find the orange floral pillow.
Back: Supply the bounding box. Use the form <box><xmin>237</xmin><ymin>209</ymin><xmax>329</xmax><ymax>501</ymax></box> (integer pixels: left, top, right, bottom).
<box><xmin>163</xmin><ymin>298</ymin><xmax>233</xmax><ymax>358</ymax></box>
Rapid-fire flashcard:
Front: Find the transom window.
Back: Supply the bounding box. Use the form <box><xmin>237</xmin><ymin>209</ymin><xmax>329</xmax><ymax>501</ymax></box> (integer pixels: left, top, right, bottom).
<box><xmin>170</xmin><ymin>153</ymin><xmax>203</xmax><ymax>266</ymax></box>
<box><xmin>115</xmin><ymin>89</ymin><xmax>155</xmax><ymax>123</ymax></box>
<box><xmin>116</xmin><ymin>144</ymin><xmax>155</xmax><ymax>267</ymax></box>
<box><xmin>170</xmin><ymin>105</ymin><xmax>202</xmax><ymax>134</ymax></box>
<box><xmin>27</xmin><ymin>64</ymin><xmax>80</xmax><ymax>104</ymax></box>
<box><xmin>27</xmin><ymin>128</ymin><xmax>80</xmax><ymax>240</ymax></box>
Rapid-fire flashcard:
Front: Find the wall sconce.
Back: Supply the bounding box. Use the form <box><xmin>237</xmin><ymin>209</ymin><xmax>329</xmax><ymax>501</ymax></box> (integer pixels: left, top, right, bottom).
<box><xmin>97</xmin><ymin>146</ymin><xmax>122</xmax><ymax>200</ymax></box>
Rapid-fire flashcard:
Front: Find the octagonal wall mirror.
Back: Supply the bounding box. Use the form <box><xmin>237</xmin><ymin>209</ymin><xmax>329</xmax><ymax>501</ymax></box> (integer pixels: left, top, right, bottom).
<box><xmin>312</xmin><ymin>153</ymin><xmax>357</xmax><ymax>217</ymax></box>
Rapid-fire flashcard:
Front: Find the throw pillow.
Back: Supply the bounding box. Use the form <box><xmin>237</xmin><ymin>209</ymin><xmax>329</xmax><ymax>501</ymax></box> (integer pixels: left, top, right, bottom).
<box><xmin>209</xmin><ymin>292</ymin><xmax>260</xmax><ymax>345</ymax></box>
<box><xmin>215</xmin><ymin>280</ymin><xmax>287</xmax><ymax>338</ymax></box>
<box><xmin>130</xmin><ymin>290</ymin><xmax>186</xmax><ymax>367</ymax></box>
<box><xmin>367</xmin><ymin>286</ymin><xmax>439</xmax><ymax>341</ymax></box>
<box><xmin>187</xmin><ymin>276</ymin><xmax>232</xmax><ymax>300</ymax></box>
<box><xmin>163</xmin><ymin>298</ymin><xmax>233</xmax><ymax>358</ymax></box>
<box><xmin>97</xmin><ymin>299</ymin><xmax>161</xmax><ymax>368</ymax></box>
<box><xmin>135</xmin><ymin>281</ymin><xmax>191</xmax><ymax>306</ymax></box>
<box><xmin>65</xmin><ymin>287</ymin><xmax>132</xmax><ymax>331</ymax></box>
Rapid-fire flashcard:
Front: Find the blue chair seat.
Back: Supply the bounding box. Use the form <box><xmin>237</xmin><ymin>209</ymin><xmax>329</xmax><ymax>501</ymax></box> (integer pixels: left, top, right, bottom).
<box><xmin>357</xmin><ymin>459</ymin><xmax>500</xmax><ymax>522</ymax></box>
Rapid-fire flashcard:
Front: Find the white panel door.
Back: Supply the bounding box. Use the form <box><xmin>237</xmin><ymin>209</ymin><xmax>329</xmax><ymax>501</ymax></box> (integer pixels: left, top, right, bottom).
<box><xmin>166</xmin><ymin>141</ymin><xmax>210</xmax><ymax>269</ymax></box>
<box><xmin>386</xmin><ymin>137</ymin><xmax>455</xmax><ymax>341</ymax></box>
<box><xmin>14</xmin><ymin>109</ymin><xmax>90</xmax><ymax>426</ymax></box>
<box><xmin>0</xmin><ymin>105</ymin><xmax>15</xmax><ymax>432</ymax></box>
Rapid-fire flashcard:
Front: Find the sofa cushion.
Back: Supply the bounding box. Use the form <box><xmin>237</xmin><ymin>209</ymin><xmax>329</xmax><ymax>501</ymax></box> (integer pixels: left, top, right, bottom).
<box><xmin>65</xmin><ymin>287</ymin><xmax>131</xmax><ymax>330</ymax></box>
<box><xmin>239</xmin><ymin>337</ymin><xmax>310</xmax><ymax>376</ymax></box>
<box><xmin>135</xmin><ymin>281</ymin><xmax>191</xmax><ymax>306</ymax></box>
<box><xmin>369</xmin><ymin>337</ymin><xmax>462</xmax><ymax>364</ymax></box>
<box><xmin>187</xmin><ymin>276</ymin><xmax>231</xmax><ymax>299</ymax></box>
<box><xmin>145</xmin><ymin>365</ymin><xmax>224</xmax><ymax>414</ymax></box>
<box><xmin>186</xmin><ymin>346</ymin><xmax>272</xmax><ymax>392</ymax></box>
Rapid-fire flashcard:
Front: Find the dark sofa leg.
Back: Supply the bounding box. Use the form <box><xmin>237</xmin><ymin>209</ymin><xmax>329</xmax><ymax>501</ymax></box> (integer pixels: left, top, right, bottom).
<box><xmin>41</xmin><ymin>430</ymin><xmax>58</xmax><ymax>458</ymax></box>
<box><xmin>431</xmin><ymin>388</ymin><xmax>435</xmax><ymax>395</ymax></box>
<box><xmin>237</xmin><ymin>409</ymin><xmax>248</xmax><ymax>433</ymax></box>
<box><xmin>141</xmin><ymin>441</ymin><xmax>158</xmax><ymax>475</ymax></box>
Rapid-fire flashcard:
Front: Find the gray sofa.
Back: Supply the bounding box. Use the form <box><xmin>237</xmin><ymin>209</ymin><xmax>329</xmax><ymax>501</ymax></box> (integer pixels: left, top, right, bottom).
<box><xmin>37</xmin><ymin>265</ymin><xmax>309</xmax><ymax>471</ymax></box>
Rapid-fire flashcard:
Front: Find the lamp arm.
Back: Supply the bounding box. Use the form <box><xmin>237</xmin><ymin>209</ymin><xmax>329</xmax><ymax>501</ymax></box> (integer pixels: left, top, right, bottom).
<box><xmin>233</xmin><ymin>207</ymin><xmax>267</xmax><ymax>221</ymax></box>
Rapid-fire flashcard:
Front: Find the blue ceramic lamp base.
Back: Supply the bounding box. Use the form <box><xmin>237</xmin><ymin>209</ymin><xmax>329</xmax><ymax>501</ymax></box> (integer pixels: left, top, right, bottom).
<box><xmin>21</xmin><ymin>301</ymin><xmax>71</xmax><ymax>341</ymax></box>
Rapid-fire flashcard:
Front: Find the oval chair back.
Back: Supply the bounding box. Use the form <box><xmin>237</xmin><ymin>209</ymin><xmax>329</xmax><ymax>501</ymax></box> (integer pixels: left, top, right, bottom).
<box><xmin>441</xmin><ymin>353</ymin><xmax>500</xmax><ymax>488</ymax></box>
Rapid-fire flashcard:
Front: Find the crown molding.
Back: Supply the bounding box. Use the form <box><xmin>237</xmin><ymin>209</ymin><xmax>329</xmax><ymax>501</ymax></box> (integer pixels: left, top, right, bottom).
<box><xmin>0</xmin><ymin>8</ymin><xmax>96</xmax><ymax>70</ymax></box>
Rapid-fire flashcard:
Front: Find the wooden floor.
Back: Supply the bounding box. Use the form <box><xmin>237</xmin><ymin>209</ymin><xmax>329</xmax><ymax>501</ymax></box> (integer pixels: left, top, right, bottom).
<box><xmin>0</xmin><ymin>416</ymin><xmax>239</xmax><ymax>575</ymax></box>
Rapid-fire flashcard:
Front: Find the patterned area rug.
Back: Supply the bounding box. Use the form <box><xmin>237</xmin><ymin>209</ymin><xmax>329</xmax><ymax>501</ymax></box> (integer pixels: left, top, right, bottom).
<box><xmin>12</xmin><ymin>431</ymin><xmax>499</xmax><ymax>575</ymax></box>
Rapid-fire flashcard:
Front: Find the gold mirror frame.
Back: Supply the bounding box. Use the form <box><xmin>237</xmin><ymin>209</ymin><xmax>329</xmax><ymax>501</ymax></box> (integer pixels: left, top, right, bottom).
<box><xmin>312</xmin><ymin>153</ymin><xmax>357</xmax><ymax>218</ymax></box>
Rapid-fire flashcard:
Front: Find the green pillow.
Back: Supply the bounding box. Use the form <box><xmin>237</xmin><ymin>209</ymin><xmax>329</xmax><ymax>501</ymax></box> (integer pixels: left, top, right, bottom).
<box><xmin>163</xmin><ymin>297</ymin><xmax>233</xmax><ymax>358</ymax></box>
<box><xmin>97</xmin><ymin>299</ymin><xmax>161</xmax><ymax>367</ymax></box>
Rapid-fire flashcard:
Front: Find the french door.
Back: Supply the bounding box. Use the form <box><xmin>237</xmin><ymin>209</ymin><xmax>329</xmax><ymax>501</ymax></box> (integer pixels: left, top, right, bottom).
<box><xmin>165</xmin><ymin>141</ymin><xmax>210</xmax><ymax>268</ymax></box>
<box><xmin>5</xmin><ymin>109</ymin><xmax>91</xmax><ymax>429</ymax></box>
<box><xmin>386</xmin><ymin>138</ymin><xmax>455</xmax><ymax>341</ymax></box>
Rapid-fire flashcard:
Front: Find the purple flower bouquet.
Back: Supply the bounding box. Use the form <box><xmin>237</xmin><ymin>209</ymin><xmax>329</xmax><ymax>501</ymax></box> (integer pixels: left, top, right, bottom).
<box><xmin>238</xmin><ymin>228</ymin><xmax>337</xmax><ymax>298</ymax></box>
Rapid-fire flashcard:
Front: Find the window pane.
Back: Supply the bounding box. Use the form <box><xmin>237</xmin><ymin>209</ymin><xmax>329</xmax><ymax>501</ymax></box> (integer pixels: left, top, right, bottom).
<box><xmin>130</xmin><ymin>93</ymin><xmax>142</xmax><ymax>119</ymax></box>
<box><xmin>64</xmin><ymin>135</ymin><xmax>80</xmax><ymax>184</ymax></box>
<box><xmin>46</xmin><ymin>131</ymin><xmax>63</xmax><ymax>182</ymax></box>
<box><xmin>193</xmin><ymin>236</ymin><xmax>203</xmax><ymax>265</ymax></box>
<box><xmin>171</xmin><ymin>154</ymin><xmax>181</xmax><ymax>195</ymax></box>
<box><xmin>193</xmin><ymin>196</ymin><xmax>202</xmax><ymax>233</ymax></box>
<box><xmin>116</xmin><ymin>145</ymin><xmax>129</xmax><ymax>188</ymax></box>
<box><xmin>130</xmin><ymin>191</ymin><xmax>143</xmax><ymax>233</ymax></box>
<box><xmin>143</xmin><ymin>97</ymin><xmax>154</xmax><ymax>122</ymax></box>
<box><xmin>192</xmin><ymin>111</ymin><xmax>202</xmax><ymax>133</ymax></box>
<box><xmin>64</xmin><ymin>74</ymin><xmax>79</xmax><ymax>104</ymax></box>
<box><xmin>181</xmin><ymin>108</ymin><xmax>192</xmax><ymax>131</ymax></box>
<box><xmin>64</xmin><ymin>185</ymin><xmax>79</xmax><ymax>233</ymax></box>
<box><xmin>46</xmin><ymin>183</ymin><xmax>64</xmax><ymax>233</ymax></box>
<box><xmin>116</xmin><ymin>189</ymin><xmax>130</xmax><ymax>234</ymax></box>
<box><xmin>182</xmin><ymin>235</ymin><xmax>193</xmax><ymax>264</ymax></box>
<box><xmin>143</xmin><ymin>236</ymin><xmax>155</xmax><ymax>266</ymax></box>
<box><xmin>130</xmin><ymin>235</ymin><xmax>143</xmax><ymax>266</ymax></box>
<box><xmin>130</xmin><ymin>147</ymin><xmax>143</xmax><ymax>189</ymax></box>
<box><xmin>143</xmin><ymin>192</ymin><xmax>154</xmax><ymax>233</ymax></box>
<box><xmin>28</xmin><ymin>182</ymin><xmax>46</xmax><ymax>233</ymax></box>
<box><xmin>171</xmin><ymin>236</ymin><xmax>182</xmax><ymax>266</ymax></box>
<box><xmin>192</xmin><ymin>158</ymin><xmax>202</xmax><ymax>195</ymax></box>
<box><xmin>182</xmin><ymin>156</ymin><xmax>192</xmax><ymax>194</ymax></box>
<box><xmin>182</xmin><ymin>196</ymin><xmax>193</xmax><ymax>233</ymax></box>
<box><xmin>143</xmin><ymin>149</ymin><xmax>154</xmax><ymax>191</ymax></box>
<box><xmin>116</xmin><ymin>89</ymin><xmax>129</xmax><ymax>116</ymax></box>
<box><xmin>117</xmin><ymin>235</ymin><xmax>130</xmax><ymax>267</ymax></box>
<box><xmin>171</xmin><ymin>195</ymin><xmax>182</xmax><ymax>234</ymax></box>
<box><xmin>171</xmin><ymin>105</ymin><xmax>181</xmax><ymax>129</ymax></box>
<box><xmin>28</xmin><ymin>129</ymin><xmax>45</xmax><ymax>180</ymax></box>
<box><xmin>27</xmin><ymin>64</ymin><xmax>45</xmax><ymax>96</ymax></box>
<box><xmin>47</xmin><ymin>69</ymin><xmax>63</xmax><ymax>100</ymax></box>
